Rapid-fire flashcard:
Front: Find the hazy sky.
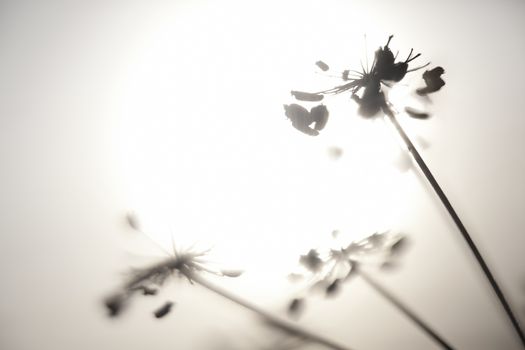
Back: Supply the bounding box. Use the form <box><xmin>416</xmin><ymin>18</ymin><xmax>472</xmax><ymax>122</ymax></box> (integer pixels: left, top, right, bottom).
<box><xmin>1</xmin><ymin>0</ymin><xmax>525</xmax><ymax>349</ymax></box>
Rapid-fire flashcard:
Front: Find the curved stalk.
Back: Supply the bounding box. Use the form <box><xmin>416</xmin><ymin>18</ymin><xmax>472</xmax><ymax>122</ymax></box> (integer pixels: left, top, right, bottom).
<box><xmin>383</xmin><ymin>109</ymin><xmax>525</xmax><ymax>347</ymax></box>
<box><xmin>181</xmin><ymin>268</ymin><xmax>353</xmax><ymax>350</ymax></box>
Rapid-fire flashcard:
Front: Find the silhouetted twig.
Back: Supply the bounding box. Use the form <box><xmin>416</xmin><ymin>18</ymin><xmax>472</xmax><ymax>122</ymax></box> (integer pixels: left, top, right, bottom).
<box><xmin>356</xmin><ymin>267</ymin><xmax>454</xmax><ymax>350</ymax></box>
<box><xmin>383</xmin><ymin>107</ymin><xmax>525</xmax><ymax>347</ymax></box>
<box><xmin>181</xmin><ymin>267</ymin><xmax>353</xmax><ymax>350</ymax></box>
<box><xmin>104</xmin><ymin>240</ymin><xmax>354</xmax><ymax>350</ymax></box>
<box><xmin>290</xmin><ymin>233</ymin><xmax>455</xmax><ymax>350</ymax></box>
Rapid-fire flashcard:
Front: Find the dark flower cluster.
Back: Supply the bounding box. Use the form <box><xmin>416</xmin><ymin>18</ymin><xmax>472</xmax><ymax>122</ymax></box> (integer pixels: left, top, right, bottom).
<box><xmin>104</xmin><ymin>214</ymin><xmax>244</xmax><ymax>318</ymax></box>
<box><xmin>284</xmin><ymin>35</ymin><xmax>445</xmax><ymax>135</ymax></box>
<box><xmin>287</xmin><ymin>231</ymin><xmax>407</xmax><ymax>317</ymax></box>
<box><xmin>104</xmin><ymin>246</ymin><xmax>242</xmax><ymax>318</ymax></box>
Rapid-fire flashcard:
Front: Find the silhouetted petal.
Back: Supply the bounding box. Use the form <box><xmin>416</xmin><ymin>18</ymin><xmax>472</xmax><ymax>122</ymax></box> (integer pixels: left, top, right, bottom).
<box><xmin>315</xmin><ymin>60</ymin><xmax>329</xmax><ymax>71</ymax></box>
<box><xmin>220</xmin><ymin>269</ymin><xmax>244</xmax><ymax>277</ymax></box>
<box><xmin>291</xmin><ymin>90</ymin><xmax>324</xmax><ymax>102</ymax></box>
<box><xmin>154</xmin><ymin>301</ymin><xmax>174</xmax><ymax>318</ymax></box>
<box><xmin>299</xmin><ymin>249</ymin><xmax>323</xmax><ymax>272</ymax></box>
<box><xmin>284</xmin><ymin>104</ymin><xmax>309</xmax><ymax>120</ymax></box>
<box><xmin>284</xmin><ymin>104</ymin><xmax>319</xmax><ymax>136</ymax></box>
<box><xmin>373</xmin><ymin>35</ymin><xmax>396</xmax><ymax>79</ymax></box>
<box><xmin>405</xmin><ymin>106</ymin><xmax>430</xmax><ymax>119</ymax></box>
<box><xmin>310</xmin><ymin>104</ymin><xmax>329</xmax><ymax>131</ymax></box>
<box><xmin>416</xmin><ymin>66</ymin><xmax>445</xmax><ymax>95</ymax></box>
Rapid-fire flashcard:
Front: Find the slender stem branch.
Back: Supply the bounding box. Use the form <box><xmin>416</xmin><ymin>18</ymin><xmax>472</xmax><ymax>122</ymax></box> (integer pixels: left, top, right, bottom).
<box><xmin>181</xmin><ymin>268</ymin><xmax>354</xmax><ymax>350</ymax></box>
<box><xmin>384</xmin><ymin>110</ymin><xmax>525</xmax><ymax>347</ymax></box>
<box><xmin>357</xmin><ymin>269</ymin><xmax>455</xmax><ymax>350</ymax></box>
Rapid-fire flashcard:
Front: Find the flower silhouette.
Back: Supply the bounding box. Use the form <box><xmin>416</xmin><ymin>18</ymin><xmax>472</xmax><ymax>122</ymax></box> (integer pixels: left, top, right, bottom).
<box><xmin>288</xmin><ymin>231</ymin><xmax>406</xmax><ymax>316</ymax></box>
<box><xmin>104</xmin><ymin>245</ymin><xmax>243</xmax><ymax>318</ymax></box>
<box><xmin>285</xmin><ymin>35</ymin><xmax>445</xmax><ymax>135</ymax></box>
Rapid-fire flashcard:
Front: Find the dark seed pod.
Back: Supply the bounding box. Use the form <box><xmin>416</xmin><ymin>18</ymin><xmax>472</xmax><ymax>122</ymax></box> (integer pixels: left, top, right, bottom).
<box><xmin>291</xmin><ymin>90</ymin><xmax>324</xmax><ymax>102</ymax></box>
<box><xmin>284</xmin><ymin>104</ymin><xmax>319</xmax><ymax>136</ymax></box>
<box><xmin>154</xmin><ymin>301</ymin><xmax>174</xmax><ymax>318</ymax></box>
<box><xmin>104</xmin><ymin>293</ymin><xmax>127</xmax><ymax>317</ymax></box>
<box><xmin>315</xmin><ymin>60</ymin><xmax>330</xmax><ymax>71</ymax></box>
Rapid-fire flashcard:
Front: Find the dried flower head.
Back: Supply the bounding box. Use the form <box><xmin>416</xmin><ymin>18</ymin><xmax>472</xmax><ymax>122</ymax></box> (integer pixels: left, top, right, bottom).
<box><xmin>287</xmin><ymin>231</ymin><xmax>407</xmax><ymax>315</ymax></box>
<box><xmin>285</xmin><ymin>35</ymin><xmax>445</xmax><ymax>134</ymax></box>
<box><xmin>104</xmin><ymin>245</ymin><xmax>243</xmax><ymax>318</ymax></box>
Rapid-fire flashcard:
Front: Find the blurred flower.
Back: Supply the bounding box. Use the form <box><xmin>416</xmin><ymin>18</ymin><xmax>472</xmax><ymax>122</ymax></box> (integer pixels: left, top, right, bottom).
<box><xmin>299</xmin><ymin>249</ymin><xmax>324</xmax><ymax>273</ymax></box>
<box><xmin>287</xmin><ymin>231</ymin><xmax>407</xmax><ymax>315</ymax></box>
<box><xmin>104</xmin><ymin>245</ymin><xmax>243</xmax><ymax>318</ymax></box>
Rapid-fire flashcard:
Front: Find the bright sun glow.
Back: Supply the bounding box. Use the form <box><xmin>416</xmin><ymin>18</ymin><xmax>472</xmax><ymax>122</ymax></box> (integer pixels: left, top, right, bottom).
<box><xmin>114</xmin><ymin>0</ymin><xmax>414</xmax><ymax>279</ymax></box>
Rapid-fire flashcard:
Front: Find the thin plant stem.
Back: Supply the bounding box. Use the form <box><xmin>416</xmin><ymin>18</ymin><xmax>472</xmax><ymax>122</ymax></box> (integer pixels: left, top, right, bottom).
<box><xmin>357</xmin><ymin>269</ymin><xmax>455</xmax><ymax>350</ymax></box>
<box><xmin>384</xmin><ymin>109</ymin><xmax>525</xmax><ymax>347</ymax></box>
<box><xmin>181</xmin><ymin>267</ymin><xmax>354</xmax><ymax>350</ymax></box>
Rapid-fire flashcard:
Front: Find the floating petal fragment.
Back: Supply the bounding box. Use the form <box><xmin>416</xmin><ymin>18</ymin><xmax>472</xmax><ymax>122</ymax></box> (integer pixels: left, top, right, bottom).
<box><xmin>315</xmin><ymin>60</ymin><xmax>330</xmax><ymax>71</ymax></box>
<box><xmin>291</xmin><ymin>90</ymin><xmax>324</xmax><ymax>102</ymax></box>
<box><xmin>416</xmin><ymin>66</ymin><xmax>445</xmax><ymax>95</ymax></box>
<box><xmin>154</xmin><ymin>301</ymin><xmax>174</xmax><ymax>318</ymax></box>
<box><xmin>405</xmin><ymin>106</ymin><xmax>430</xmax><ymax>119</ymax></box>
